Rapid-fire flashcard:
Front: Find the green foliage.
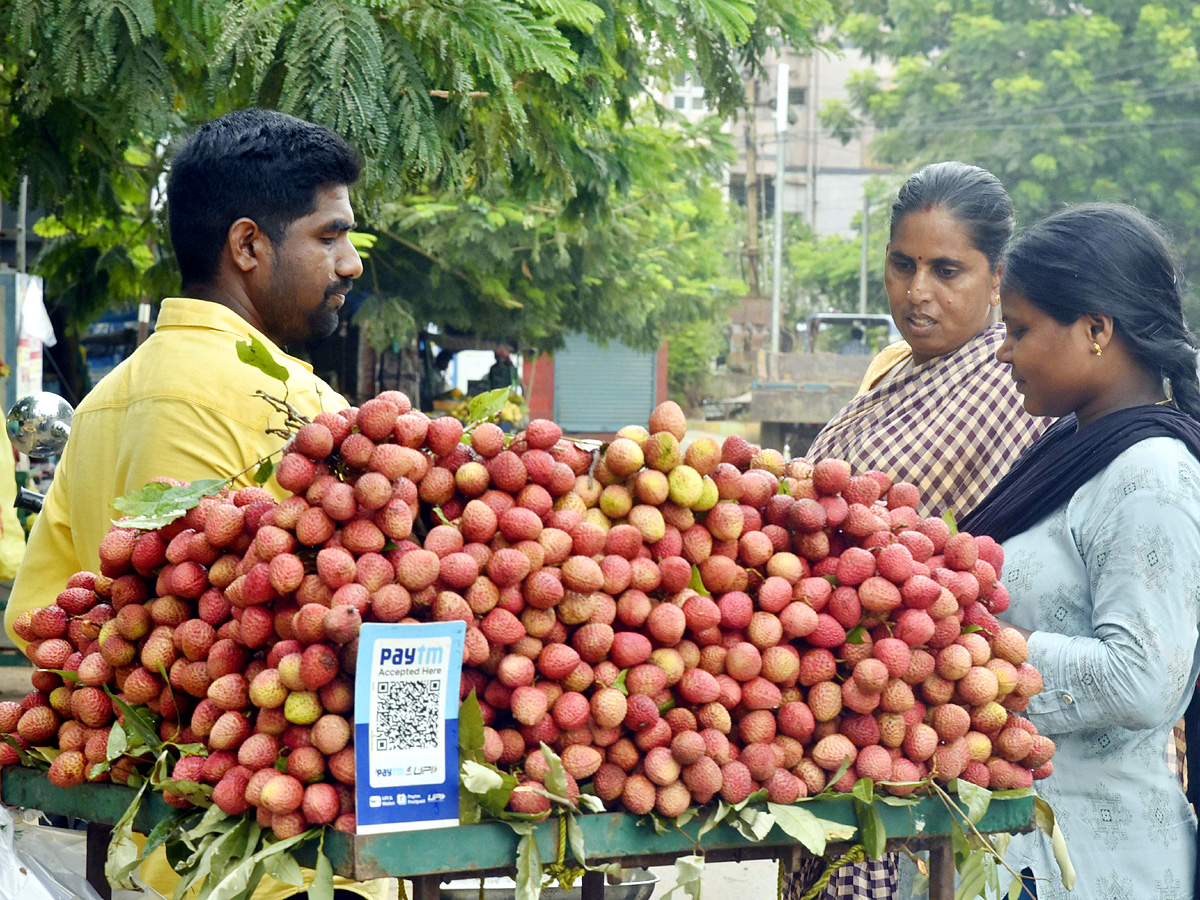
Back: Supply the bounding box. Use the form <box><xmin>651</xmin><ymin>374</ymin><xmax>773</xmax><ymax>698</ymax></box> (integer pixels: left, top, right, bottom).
<box><xmin>824</xmin><ymin>0</ymin><xmax>1200</xmax><ymax>321</ymax></box>
<box><xmin>783</xmin><ymin>178</ymin><xmax>895</xmax><ymax>320</ymax></box>
<box><xmin>110</xmin><ymin>478</ymin><xmax>225</xmax><ymax>530</ymax></box>
<box><xmin>668</xmin><ymin>319</ymin><xmax>726</xmax><ymax>408</ymax></box>
<box><xmin>362</xmin><ymin>113</ymin><xmax>747</xmax><ymax>356</ymax></box>
<box><xmin>0</xmin><ymin>0</ymin><xmax>826</xmax><ymax>356</ymax></box>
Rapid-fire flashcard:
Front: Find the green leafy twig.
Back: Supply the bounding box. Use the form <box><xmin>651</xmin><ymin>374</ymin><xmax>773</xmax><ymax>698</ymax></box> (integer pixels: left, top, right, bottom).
<box><xmin>928</xmin><ymin>780</ymin><xmax>1034</xmax><ymax>894</ymax></box>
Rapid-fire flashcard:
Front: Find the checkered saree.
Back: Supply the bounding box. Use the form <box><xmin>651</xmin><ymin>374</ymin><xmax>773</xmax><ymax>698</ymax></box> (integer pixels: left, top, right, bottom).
<box><xmin>806</xmin><ymin>324</ymin><xmax>1052</xmax><ymax>520</ymax></box>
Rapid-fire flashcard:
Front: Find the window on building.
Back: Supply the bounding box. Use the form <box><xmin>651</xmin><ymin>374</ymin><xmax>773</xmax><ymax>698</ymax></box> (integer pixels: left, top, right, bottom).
<box><xmin>788</xmin><ymin>87</ymin><xmax>806</xmax><ymax>107</ymax></box>
<box><xmin>669</xmin><ymin>74</ymin><xmax>707</xmax><ymax>114</ymax></box>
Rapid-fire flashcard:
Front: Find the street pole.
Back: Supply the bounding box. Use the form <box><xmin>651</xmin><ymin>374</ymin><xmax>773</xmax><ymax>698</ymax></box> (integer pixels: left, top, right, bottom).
<box><xmin>859</xmin><ymin>191</ymin><xmax>869</xmax><ymax>314</ymax></box>
<box><xmin>806</xmin><ymin>55</ymin><xmax>818</xmax><ymax>229</ymax></box>
<box><xmin>770</xmin><ymin>61</ymin><xmax>788</xmax><ymax>367</ymax></box>
<box><xmin>16</xmin><ymin>175</ymin><xmax>28</xmax><ymax>274</ymax></box>
<box><xmin>744</xmin><ymin>78</ymin><xmax>761</xmax><ymax>299</ymax></box>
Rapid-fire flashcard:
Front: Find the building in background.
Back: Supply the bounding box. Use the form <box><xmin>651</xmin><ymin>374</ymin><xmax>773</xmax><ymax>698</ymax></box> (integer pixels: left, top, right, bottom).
<box><xmin>665</xmin><ymin>46</ymin><xmax>893</xmax><ymax>385</ymax></box>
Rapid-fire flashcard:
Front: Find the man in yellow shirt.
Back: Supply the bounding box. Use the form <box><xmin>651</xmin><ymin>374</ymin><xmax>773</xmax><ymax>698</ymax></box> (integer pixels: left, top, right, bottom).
<box><xmin>6</xmin><ymin>109</ymin><xmax>390</xmax><ymax>900</ymax></box>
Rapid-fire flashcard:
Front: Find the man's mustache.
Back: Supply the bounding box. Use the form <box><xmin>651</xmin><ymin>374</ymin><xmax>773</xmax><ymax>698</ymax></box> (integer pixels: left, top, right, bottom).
<box><xmin>325</xmin><ymin>281</ymin><xmax>353</xmax><ymax>300</ymax></box>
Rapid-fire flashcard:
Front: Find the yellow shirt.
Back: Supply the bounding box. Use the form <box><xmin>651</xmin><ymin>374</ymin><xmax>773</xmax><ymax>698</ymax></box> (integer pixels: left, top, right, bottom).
<box><xmin>6</xmin><ymin>297</ymin><xmax>344</xmax><ymax>636</ymax></box>
<box><xmin>5</xmin><ymin>297</ymin><xmax>388</xmax><ymax>900</ymax></box>
<box><xmin>0</xmin><ymin>428</ymin><xmax>26</xmax><ymax>580</ymax></box>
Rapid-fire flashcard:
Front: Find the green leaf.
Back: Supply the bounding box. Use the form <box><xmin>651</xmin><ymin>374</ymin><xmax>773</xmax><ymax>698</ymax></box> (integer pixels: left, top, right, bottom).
<box><xmin>104</xmin><ymin>689</ymin><xmax>163</xmax><ymax>752</ymax></box>
<box><xmin>665</xmin><ymin>854</ymin><xmax>704</xmax><ymax>900</ymax></box>
<box><xmin>157</xmin><ymin>777</ymin><xmax>214</xmax><ymax>806</ymax></box>
<box><xmin>107</xmin><ymin>722</ymin><xmax>128</xmax><ymax>759</ymax></box>
<box><xmin>955</xmin><ymin>780</ymin><xmax>993</xmax><ymax>826</ymax></box>
<box><xmin>777</xmin><ymin>806</ymin><xmax>864</xmax><ymax>849</ymax></box>
<box><xmin>844</xmin><ymin>626</ymin><xmax>867</xmax><ymax>644</ymax></box>
<box><xmin>697</xmin><ymin>800</ymin><xmax>731</xmax><ymax>839</ymax></box>
<box><xmin>207</xmin><ymin>827</ymin><xmax>319</xmax><ymax>900</ymax></box>
<box><xmin>955</xmin><ymin>849</ymin><xmax>988</xmax><ymax>900</ymax></box>
<box><xmin>688</xmin><ymin>564</ymin><xmax>710</xmax><ymax>596</ymax></box>
<box><xmin>819</xmin><ymin>757</ymin><xmax>853</xmax><ymax>795</ymax></box>
<box><xmin>462</xmin><ymin>388</ymin><xmax>512</xmax><ymax>429</ymax></box>
<box><xmin>576</xmin><ymin>794</ymin><xmax>605</xmax><ymax>814</ymax></box>
<box><xmin>853</xmin><ymin>798</ymin><xmax>886</xmax><ymax>861</ymax></box>
<box><xmin>961</xmin><ymin>624</ymin><xmax>983</xmax><ymax>635</ymax></box>
<box><xmin>876</xmin><ymin>795</ymin><xmax>920</xmax><ymax>807</ymax></box>
<box><xmin>0</xmin><ymin>734</ymin><xmax>40</xmax><ymax>769</ymax></box>
<box><xmin>111</xmin><ymin>479</ymin><xmax>226</xmax><ymax>530</ymax></box>
<box><xmin>253</xmin><ymin>458</ymin><xmax>275</xmax><ymax>485</ymax></box>
<box><xmin>941</xmin><ymin>510</ymin><xmax>958</xmax><ymax>536</ymax></box>
<box><xmin>44</xmin><ymin>668</ymin><xmax>80</xmax><ymax>682</ymax></box>
<box><xmin>116</xmin><ymin>807</ymin><xmax>193</xmax><ymax>883</ymax></box>
<box><xmin>1034</xmin><ymin>797</ymin><xmax>1075</xmax><ymax>890</ymax></box>
<box><xmin>107</xmin><ymin>780</ymin><xmax>149</xmax><ymax>889</ymax></box>
<box><xmin>731</xmin><ymin>806</ymin><xmax>774</xmax><ymax>842</ymax></box>
<box><xmin>263</xmin><ymin>850</ymin><xmax>304</xmax><ymax>887</ymax></box>
<box><xmin>989</xmin><ymin>788</ymin><xmax>1034</xmax><ymax>801</ymax></box>
<box><xmin>1008</xmin><ymin>873</ymin><xmax>1032</xmax><ymax>900</ymax></box>
<box><xmin>539</xmin><ymin>742</ymin><xmax>570</xmax><ymax>804</ymax></box>
<box><xmin>733</xmin><ymin>789</ymin><xmax>768</xmax><ymax>811</ymax></box>
<box><xmin>311</xmin><ymin>831</ymin><xmax>334</xmax><ymax>900</ymax></box>
<box><xmin>462</xmin><ymin>760</ymin><xmax>505</xmax><ymax>794</ymax></box>
<box><xmin>613</xmin><ymin>669</ymin><xmax>629</xmax><ymax>696</ymax></box>
<box><xmin>25</xmin><ymin>746</ymin><xmax>61</xmax><ymax>765</ymax></box>
<box><xmin>459</xmin><ymin>691</ymin><xmax>486</xmax><ymax>764</ymax></box>
<box><xmin>852</xmin><ymin>778</ymin><xmax>874</xmax><ymax>804</ymax></box>
<box><xmin>566</xmin><ymin>813</ymin><xmax>587</xmax><ymax>867</ymax></box>
<box><xmin>778</xmin><ymin>479</ymin><xmax>791</xmax><ymax>496</ymax></box>
<box><xmin>822</xmin><ymin>574</ymin><xmax>840</xmax><ymax>587</ymax></box>
<box><xmin>236</xmin><ymin>336</ymin><xmax>290</xmax><ymax>385</ymax></box>
<box><xmin>514</xmin><ymin>829</ymin><xmax>542</xmax><ymax>900</ymax></box>
<box><xmin>767</xmin><ymin>803</ymin><xmax>827</xmax><ymax>855</ymax></box>
<box><xmin>433</xmin><ymin>507</ymin><xmax>453</xmax><ymax>526</ymax></box>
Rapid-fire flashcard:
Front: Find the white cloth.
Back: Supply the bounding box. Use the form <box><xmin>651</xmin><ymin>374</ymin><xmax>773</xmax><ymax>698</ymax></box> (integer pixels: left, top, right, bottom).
<box><xmin>15</xmin><ymin>275</ymin><xmax>55</xmax><ymax>347</ymax></box>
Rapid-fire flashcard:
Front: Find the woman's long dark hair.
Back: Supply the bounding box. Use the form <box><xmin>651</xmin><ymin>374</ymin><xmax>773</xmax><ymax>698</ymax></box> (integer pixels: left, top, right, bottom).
<box><xmin>1002</xmin><ymin>202</ymin><xmax>1200</xmax><ymax>422</ymax></box>
<box><xmin>891</xmin><ymin>161</ymin><xmax>1013</xmax><ymax>271</ymax></box>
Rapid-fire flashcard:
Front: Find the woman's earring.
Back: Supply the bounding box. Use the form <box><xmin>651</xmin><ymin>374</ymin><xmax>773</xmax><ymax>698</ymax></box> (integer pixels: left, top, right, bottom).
<box><xmin>1092</xmin><ymin>341</ymin><xmax>1103</xmax><ymax>357</ymax></box>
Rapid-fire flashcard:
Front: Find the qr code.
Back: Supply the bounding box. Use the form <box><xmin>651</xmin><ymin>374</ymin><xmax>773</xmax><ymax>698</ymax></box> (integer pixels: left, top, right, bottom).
<box><xmin>375</xmin><ymin>680</ymin><xmax>441</xmax><ymax>751</ymax></box>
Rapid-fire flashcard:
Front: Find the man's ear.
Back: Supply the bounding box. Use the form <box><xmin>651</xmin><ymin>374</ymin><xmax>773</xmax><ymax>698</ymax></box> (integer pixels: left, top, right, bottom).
<box><xmin>227</xmin><ymin>218</ymin><xmax>267</xmax><ymax>273</ymax></box>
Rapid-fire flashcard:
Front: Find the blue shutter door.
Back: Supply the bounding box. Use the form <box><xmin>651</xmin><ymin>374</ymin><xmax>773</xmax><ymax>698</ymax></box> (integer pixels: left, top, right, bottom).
<box><xmin>552</xmin><ymin>334</ymin><xmax>657</xmax><ymax>432</ymax></box>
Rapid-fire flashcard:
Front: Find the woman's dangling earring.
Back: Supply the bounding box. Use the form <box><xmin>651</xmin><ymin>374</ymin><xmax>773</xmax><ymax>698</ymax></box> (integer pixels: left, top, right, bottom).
<box><xmin>1092</xmin><ymin>341</ymin><xmax>1103</xmax><ymax>357</ymax></box>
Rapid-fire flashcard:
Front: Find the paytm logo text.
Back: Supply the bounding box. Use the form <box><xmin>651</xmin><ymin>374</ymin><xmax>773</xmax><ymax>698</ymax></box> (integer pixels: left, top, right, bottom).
<box><xmin>379</xmin><ymin>645</ymin><xmax>445</xmax><ymax>666</ymax></box>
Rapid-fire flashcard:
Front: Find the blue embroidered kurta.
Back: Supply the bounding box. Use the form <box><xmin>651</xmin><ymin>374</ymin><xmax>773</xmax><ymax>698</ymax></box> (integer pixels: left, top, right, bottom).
<box><xmin>1002</xmin><ymin>437</ymin><xmax>1200</xmax><ymax>899</ymax></box>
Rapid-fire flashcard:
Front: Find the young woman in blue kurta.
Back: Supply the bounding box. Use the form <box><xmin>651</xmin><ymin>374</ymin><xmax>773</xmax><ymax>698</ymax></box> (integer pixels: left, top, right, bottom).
<box><xmin>962</xmin><ymin>204</ymin><xmax>1200</xmax><ymax>900</ymax></box>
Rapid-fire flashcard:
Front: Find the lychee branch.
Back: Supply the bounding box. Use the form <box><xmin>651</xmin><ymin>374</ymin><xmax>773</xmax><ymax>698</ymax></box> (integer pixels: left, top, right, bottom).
<box><xmin>255</xmin><ymin>390</ymin><xmax>313</xmax><ymax>433</ymax></box>
<box><xmin>927</xmin><ymin>780</ymin><xmax>1033</xmax><ymax>891</ymax></box>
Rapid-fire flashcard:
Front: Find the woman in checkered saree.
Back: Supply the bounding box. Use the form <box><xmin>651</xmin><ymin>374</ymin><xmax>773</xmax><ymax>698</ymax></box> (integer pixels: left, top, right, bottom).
<box><xmin>789</xmin><ymin>163</ymin><xmax>1052</xmax><ymax>900</ymax></box>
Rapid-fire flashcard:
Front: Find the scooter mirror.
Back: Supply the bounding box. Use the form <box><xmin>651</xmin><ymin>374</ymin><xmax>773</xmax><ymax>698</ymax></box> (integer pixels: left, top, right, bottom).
<box><xmin>7</xmin><ymin>393</ymin><xmax>74</xmax><ymax>459</ymax></box>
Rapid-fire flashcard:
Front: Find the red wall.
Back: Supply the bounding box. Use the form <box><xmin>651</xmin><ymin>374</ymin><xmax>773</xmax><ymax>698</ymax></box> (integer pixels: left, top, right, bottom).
<box><xmin>523</xmin><ymin>354</ymin><xmax>555</xmax><ymax>421</ymax></box>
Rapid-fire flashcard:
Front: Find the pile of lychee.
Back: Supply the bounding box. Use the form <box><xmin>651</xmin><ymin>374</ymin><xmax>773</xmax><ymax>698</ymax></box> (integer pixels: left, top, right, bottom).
<box><xmin>0</xmin><ymin>393</ymin><xmax>1054</xmax><ymax>833</ymax></box>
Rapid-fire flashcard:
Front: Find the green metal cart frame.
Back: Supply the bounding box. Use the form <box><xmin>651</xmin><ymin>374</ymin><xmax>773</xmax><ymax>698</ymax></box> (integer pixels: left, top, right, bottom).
<box><xmin>0</xmin><ymin>765</ymin><xmax>1035</xmax><ymax>900</ymax></box>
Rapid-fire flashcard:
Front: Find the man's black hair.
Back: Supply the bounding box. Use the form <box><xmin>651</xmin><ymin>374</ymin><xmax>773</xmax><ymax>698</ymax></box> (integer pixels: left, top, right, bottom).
<box><xmin>167</xmin><ymin>109</ymin><xmax>362</xmax><ymax>285</ymax></box>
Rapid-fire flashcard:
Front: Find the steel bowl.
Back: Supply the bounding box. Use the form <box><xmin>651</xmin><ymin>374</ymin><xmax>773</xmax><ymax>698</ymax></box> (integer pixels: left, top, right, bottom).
<box><xmin>7</xmin><ymin>392</ymin><xmax>73</xmax><ymax>458</ymax></box>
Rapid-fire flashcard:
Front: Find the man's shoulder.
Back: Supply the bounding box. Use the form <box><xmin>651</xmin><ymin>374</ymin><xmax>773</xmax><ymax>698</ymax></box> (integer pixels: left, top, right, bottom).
<box><xmin>77</xmin><ymin>327</ymin><xmax>345</xmax><ymax>419</ymax></box>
